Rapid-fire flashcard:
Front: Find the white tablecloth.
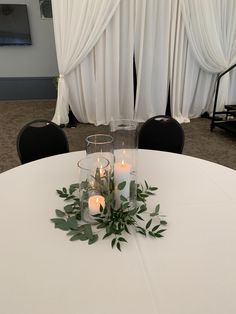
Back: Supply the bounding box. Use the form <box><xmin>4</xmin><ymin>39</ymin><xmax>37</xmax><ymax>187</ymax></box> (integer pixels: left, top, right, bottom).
<box><xmin>0</xmin><ymin>150</ymin><xmax>236</xmax><ymax>314</ymax></box>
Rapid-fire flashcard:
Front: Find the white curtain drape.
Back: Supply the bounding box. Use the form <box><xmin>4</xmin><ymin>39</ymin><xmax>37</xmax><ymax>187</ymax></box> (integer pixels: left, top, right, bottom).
<box><xmin>51</xmin><ymin>0</ymin><xmax>236</xmax><ymax>125</ymax></box>
<box><xmin>180</xmin><ymin>0</ymin><xmax>236</xmax><ymax>112</ymax></box>
<box><xmin>170</xmin><ymin>1</ymin><xmax>217</xmax><ymax>123</ymax></box>
<box><xmin>51</xmin><ymin>0</ymin><xmax>120</xmax><ymax>125</ymax></box>
<box><xmin>134</xmin><ymin>0</ymin><xmax>172</xmax><ymax>122</ymax></box>
<box><xmin>66</xmin><ymin>0</ymin><xmax>135</xmax><ymax>125</ymax></box>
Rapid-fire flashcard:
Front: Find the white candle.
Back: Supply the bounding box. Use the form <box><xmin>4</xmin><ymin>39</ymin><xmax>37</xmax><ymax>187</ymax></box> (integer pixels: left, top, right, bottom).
<box><xmin>114</xmin><ymin>160</ymin><xmax>131</xmax><ymax>205</ymax></box>
<box><xmin>88</xmin><ymin>195</ymin><xmax>105</xmax><ymax>215</ymax></box>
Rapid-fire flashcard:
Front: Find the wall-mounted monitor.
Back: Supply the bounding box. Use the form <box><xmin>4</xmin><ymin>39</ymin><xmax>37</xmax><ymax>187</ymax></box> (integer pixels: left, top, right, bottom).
<box><xmin>0</xmin><ymin>4</ymin><xmax>32</xmax><ymax>46</ymax></box>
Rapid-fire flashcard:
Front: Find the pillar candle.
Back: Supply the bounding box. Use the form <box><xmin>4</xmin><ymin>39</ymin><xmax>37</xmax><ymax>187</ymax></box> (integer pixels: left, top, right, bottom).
<box><xmin>114</xmin><ymin>160</ymin><xmax>131</xmax><ymax>206</ymax></box>
<box><xmin>88</xmin><ymin>195</ymin><xmax>105</xmax><ymax>215</ymax></box>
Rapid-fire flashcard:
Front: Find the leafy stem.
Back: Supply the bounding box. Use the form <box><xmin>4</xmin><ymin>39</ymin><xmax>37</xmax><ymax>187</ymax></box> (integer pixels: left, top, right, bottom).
<box><xmin>51</xmin><ymin>180</ymin><xmax>167</xmax><ymax>251</ymax></box>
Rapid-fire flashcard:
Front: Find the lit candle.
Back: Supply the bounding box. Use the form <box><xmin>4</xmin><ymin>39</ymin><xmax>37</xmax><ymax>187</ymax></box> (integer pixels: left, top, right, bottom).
<box><xmin>114</xmin><ymin>160</ymin><xmax>131</xmax><ymax>205</ymax></box>
<box><xmin>88</xmin><ymin>195</ymin><xmax>105</xmax><ymax>215</ymax></box>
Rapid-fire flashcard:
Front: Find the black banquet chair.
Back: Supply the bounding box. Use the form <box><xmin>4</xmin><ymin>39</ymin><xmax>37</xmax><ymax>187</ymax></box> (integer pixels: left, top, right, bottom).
<box><xmin>17</xmin><ymin>119</ymin><xmax>69</xmax><ymax>164</ymax></box>
<box><xmin>138</xmin><ymin>115</ymin><xmax>184</xmax><ymax>154</ymax></box>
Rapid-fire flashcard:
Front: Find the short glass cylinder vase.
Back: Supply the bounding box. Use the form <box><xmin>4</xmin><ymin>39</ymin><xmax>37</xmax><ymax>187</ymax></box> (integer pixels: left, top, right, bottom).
<box><xmin>77</xmin><ymin>156</ymin><xmax>111</xmax><ymax>223</ymax></box>
<box><xmin>85</xmin><ymin>134</ymin><xmax>114</xmax><ymax>167</ymax></box>
<box><xmin>109</xmin><ymin>119</ymin><xmax>138</xmax><ymax>209</ymax></box>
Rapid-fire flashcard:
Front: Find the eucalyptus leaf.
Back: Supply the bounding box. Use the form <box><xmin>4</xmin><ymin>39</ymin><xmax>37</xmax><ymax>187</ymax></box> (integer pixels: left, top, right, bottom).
<box><xmin>64</xmin><ymin>204</ymin><xmax>74</xmax><ymax>214</ymax></box>
<box><xmin>67</xmin><ymin>216</ymin><xmax>78</xmax><ymax>230</ymax></box>
<box><xmin>52</xmin><ymin>179</ymin><xmax>166</xmax><ymax>251</ymax></box>
<box><xmin>62</xmin><ymin>187</ymin><xmax>67</xmax><ymax>194</ymax></box>
<box><xmin>116</xmin><ymin>242</ymin><xmax>121</xmax><ymax>251</ymax></box>
<box><xmin>70</xmin><ymin>233</ymin><xmax>88</xmax><ymax>241</ymax></box>
<box><xmin>136</xmin><ymin>214</ymin><xmax>144</xmax><ymax>221</ymax></box>
<box><xmin>118</xmin><ymin>237</ymin><xmax>127</xmax><ymax>243</ymax></box>
<box><xmin>149</xmin><ymin>186</ymin><xmax>158</xmax><ymax>191</ymax></box>
<box><xmin>83</xmin><ymin>224</ymin><xmax>94</xmax><ymax>240</ymax></box>
<box><xmin>111</xmin><ymin>238</ymin><xmax>116</xmax><ymax>248</ymax></box>
<box><xmin>120</xmin><ymin>195</ymin><xmax>127</xmax><ymax>202</ymax></box>
<box><xmin>51</xmin><ymin>218</ymin><xmax>70</xmax><ymax>231</ymax></box>
<box><xmin>152</xmin><ymin>224</ymin><xmax>160</xmax><ymax>232</ymax></box>
<box><xmin>88</xmin><ymin>234</ymin><xmax>98</xmax><ymax>245</ymax></box>
<box><xmin>55</xmin><ymin>209</ymin><xmax>65</xmax><ymax>217</ymax></box>
<box><xmin>118</xmin><ymin>181</ymin><xmax>126</xmax><ymax>190</ymax></box>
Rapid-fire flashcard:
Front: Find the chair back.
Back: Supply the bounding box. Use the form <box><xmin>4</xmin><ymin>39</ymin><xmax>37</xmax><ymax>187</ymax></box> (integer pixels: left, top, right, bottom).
<box><xmin>138</xmin><ymin>115</ymin><xmax>184</xmax><ymax>153</ymax></box>
<box><xmin>17</xmin><ymin>119</ymin><xmax>69</xmax><ymax>164</ymax></box>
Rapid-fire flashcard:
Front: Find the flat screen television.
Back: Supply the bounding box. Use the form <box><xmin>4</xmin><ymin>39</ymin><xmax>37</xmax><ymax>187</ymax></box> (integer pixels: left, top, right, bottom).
<box><xmin>0</xmin><ymin>4</ymin><xmax>32</xmax><ymax>46</ymax></box>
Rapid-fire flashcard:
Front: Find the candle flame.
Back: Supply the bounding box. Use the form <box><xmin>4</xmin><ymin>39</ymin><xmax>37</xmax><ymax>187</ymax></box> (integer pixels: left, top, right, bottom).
<box><xmin>121</xmin><ymin>160</ymin><xmax>125</xmax><ymax>166</ymax></box>
<box><xmin>96</xmin><ymin>197</ymin><xmax>99</xmax><ymax>204</ymax></box>
<box><xmin>99</xmin><ymin>165</ymin><xmax>104</xmax><ymax>176</ymax></box>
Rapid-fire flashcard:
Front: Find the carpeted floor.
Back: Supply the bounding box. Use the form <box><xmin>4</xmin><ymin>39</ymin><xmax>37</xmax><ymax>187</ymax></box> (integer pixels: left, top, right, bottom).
<box><xmin>0</xmin><ymin>99</ymin><xmax>235</xmax><ymax>173</ymax></box>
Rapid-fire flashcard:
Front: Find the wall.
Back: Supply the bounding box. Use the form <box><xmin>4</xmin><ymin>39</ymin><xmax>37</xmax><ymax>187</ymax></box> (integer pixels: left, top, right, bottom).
<box><xmin>0</xmin><ymin>0</ymin><xmax>58</xmax><ymax>99</ymax></box>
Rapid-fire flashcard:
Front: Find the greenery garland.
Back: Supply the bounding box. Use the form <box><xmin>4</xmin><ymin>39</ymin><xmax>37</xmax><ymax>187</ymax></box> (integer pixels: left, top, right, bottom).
<box><xmin>51</xmin><ymin>180</ymin><xmax>167</xmax><ymax>251</ymax></box>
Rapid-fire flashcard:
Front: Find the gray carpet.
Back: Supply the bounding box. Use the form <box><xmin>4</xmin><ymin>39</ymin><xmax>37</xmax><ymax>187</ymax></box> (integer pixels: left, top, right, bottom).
<box><xmin>0</xmin><ymin>99</ymin><xmax>235</xmax><ymax>173</ymax></box>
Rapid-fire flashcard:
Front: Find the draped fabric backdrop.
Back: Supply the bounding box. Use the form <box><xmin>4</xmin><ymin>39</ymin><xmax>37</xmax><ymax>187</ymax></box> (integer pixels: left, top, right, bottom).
<box><xmin>66</xmin><ymin>0</ymin><xmax>135</xmax><ymax>125</ymax></box>
<box><xmin>52</xmin><ymin>0</ymin><xmax>236</xmax><ymax>125</ymax></box>
<box><xmin>179</xmin><ymin>0</ymin><xmax>236</xmax><ymax>116</ymax></box>
<box><xmin>51</xmin><ymin>0</ymin><xmax>120</xmax><ymax>125</ymax></box>
<box><xmin>134</xmin><ymin>0</ymin><xmax>172</xmax><ymax>122</ymax></box>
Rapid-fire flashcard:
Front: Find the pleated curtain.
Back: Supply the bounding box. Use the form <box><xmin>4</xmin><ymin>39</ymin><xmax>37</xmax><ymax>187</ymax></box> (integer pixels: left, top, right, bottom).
<box><xmin>51</xmin><ymin>0</ymin><xmax>236</xmax><ymax>125</ymax></box>
<box><xmin>51</xmin><ymin>0</ymin><xmax>121</xmax><ymax>125</ymax></box>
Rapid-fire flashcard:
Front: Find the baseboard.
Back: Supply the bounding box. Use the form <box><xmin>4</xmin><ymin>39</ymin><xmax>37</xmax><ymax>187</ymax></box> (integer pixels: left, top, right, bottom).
<box><xmin>0</xmin><ymin>77</ymin><xmax>57</xmax><ymax>100</ymax></box>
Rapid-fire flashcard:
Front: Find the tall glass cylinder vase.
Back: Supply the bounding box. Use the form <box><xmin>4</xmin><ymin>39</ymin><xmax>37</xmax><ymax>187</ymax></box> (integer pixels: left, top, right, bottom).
<box><xmin>85</xmin><ymin>134</ymin><xmax>114</xmax><ymax>167</ymax></box>
<box><xmin>77</xmin><ymin>156</ymin><xmax>111</xmax><ymax>223</ymax></box>
<box><xmin>110</xmin><ymin>120</ymin><xmax>138</xmax><ymax>209</ymax></box>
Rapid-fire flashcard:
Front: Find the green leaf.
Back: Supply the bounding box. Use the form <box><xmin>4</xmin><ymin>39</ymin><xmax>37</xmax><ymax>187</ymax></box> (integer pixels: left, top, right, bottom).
<box><xmin>120</xmin><ymin>195</ymin><xmax>127</xmax><ymax>202</ymax></box>
<box><xmin>67</xmin><ymin>230</ymin><xmax>81</xmax><ymax>236</ymax></box>
<box><xmin>57</xmin><ymin>189</ymin><xmax>68</xmax><ymax>198</ymax></box>
<box><xmin>69</xmin><ymin>184</ymin><xmax>79</xmax><ymax>195</ymax></box>
<box><xmin>67</xmin><ymin>216</ymin><xmax>78</xmax><ymax>230</ymax></box>
<box><xmin>55</xmin><ymin>209</ymin><xmax>65</xmax><ymax>217</ymax></box>
<box><xmin>148</xmin><ymin>231</ymin><xmax>155</xmax><ymax>237</ymax></box>
<box><xmin>121</xmin><ymin>202</ymin><xmax>130</xmax><ymax>210</ymax></box>
<box><xmin>83</xmin><ymin>224</ymin><xmax>94</xmax><ymax>240</ymax></box>
<box><xmin>138</xmin><ymin>205</ymin><xmax>147</xmax><ymax>214</ymax></box>
<box><xmin>111</xmin><ymin>238</ymin><xmax>116</xmax><ymax>248</ymax></box>
<box><xmin>65</xmin><ymin>195</ymin><xmax>76</xmax><ymax>201</ymax></box>
<box><xmin>70</xmin><ymin>233</ymin><xmax>88</xmax><ymax>241</ymax></box>
<box><xmin>129</xmin><ymin>207</ymin><xmax>139</xmax><ymax>216</ymax></box>
<box><xmin>155</xmin><ymin>204</ymin><xmax>160</xmax><ymax>214</ymax></box>
<box><xmin>146</xmin><ymin>219</ymin><xmax>152</xmax><ymax>229</ymax></box>
<box><xmin>150</xmin><ymin>204</ymin><xmax>160</xmax><ymax>217</ymax></box>
<box><xmin>62</xmin><ymin>187</ymin><xmax>67</xmax><ymax>194</ymax></box>
<box><xmin>152</xmin><ymin>224</ymin><xmax>160</xmax><ymax>232</ymax></box>
<box><xmin>146</xmin><ymin>191</ymin><xmax>155</xmax><ymax>195</ymax></box>
<box><xmin>88</xmin><ymin>234</ymin><xmax>98</xmax><ymax>245</ymax></box>
<box><xmin>51</xmin><ymin>218</ymin><xmax>65</xmax><ymax>224</ymax></box>
<box><xmin>160</xmin><ymin>220</ymin><xmax>167</xmax><ymax>225</ymax></box>
<box><xmin>124</xmin><ymin>225</ymin><xmax>130</xmax><ymax>234</ymax></box>
<box><xmin>136</xmin><ymin>214</ymin><xmax>144</xmax><ymax>221</ymax></box>
<box><xmin>155</xmin><ymin>233</ymin><xmax>164</xmax><ymax>238</ymax></box>
<box><xmin>103</xmin><ymin>231</ymin><xmax>113</xmax><ymax>239</ymax></box>
<box><xmin>51</xmin><ymin>218</ymin><xmax>69</xmax><ymax>231</ymax></box>
<box><xmin>118</xmin><ymin>181</ymin><xmax>126</xmax><ymax>190</ymax></box>
<box><xmin>64</xmin><ymin>204</ymin><xmax>74</xmax><ymax>214</ymax></box>
<box><xmin>116</xmin><ymin>242</ymin><xmax>121</xmax><ymax>251</ymax></box>
<box><xmin>149</xmin><ymin>186</ymin><xmax>158</xmax><ymax>191</ymax></box>
<box><xmin>118</xmin><ymin>237</ymin><xmax>128</xmax><ymax>243</ymax></box>
<box><xmin>156</xmin><ymin>229</ymin><xmax>166</xmax><ymax>234</ymax></box>
<box><xmin>136</xmin><ymin>226</ymin><xmax>146</xmax><ymax>236</ymax></box>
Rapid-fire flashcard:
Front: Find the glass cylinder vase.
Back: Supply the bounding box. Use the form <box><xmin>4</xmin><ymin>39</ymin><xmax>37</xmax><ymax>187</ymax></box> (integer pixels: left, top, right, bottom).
<box><xmin>77</xmin><ymin>156</ymin><xmax>111</xmax><ymax>223</ymax></box>
<box><xmin>85</xmin><ymin>134</ymin><xmax>114</xmax><ymax>167</ymax></box>
<box><xmin>109</xmin><ymin>120</ymin><xmax>138</xmax><ymax>209</ymax></box>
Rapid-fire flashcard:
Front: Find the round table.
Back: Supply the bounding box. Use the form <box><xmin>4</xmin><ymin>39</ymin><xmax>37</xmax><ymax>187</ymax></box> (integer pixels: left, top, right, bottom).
<box><xmin>0</xmin><ymin>150</ymin><xmax>236</xmax><ymax>314</ymax></box>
